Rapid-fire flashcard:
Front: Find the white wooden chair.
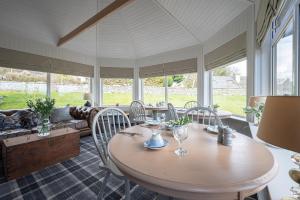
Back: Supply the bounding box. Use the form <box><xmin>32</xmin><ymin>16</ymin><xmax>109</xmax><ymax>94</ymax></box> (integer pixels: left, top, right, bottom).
<box><xmin>167</xmin><ymin>103</ymin><xmax>178</xmax><ymax>121</ymax></box>
<box><xmin>92</xmin><ymin>108</ymin><xmax>132</xmax><ymax>200</ymax></box>
<box><xmin>129</xmin><ymin>100</ymin><xmax>146</xmax><ymax>124</ymax></box>
<box><xmin>184</xmin><ymin>106</ymin><xmax>223</xmax><ymax>127</ymax></box>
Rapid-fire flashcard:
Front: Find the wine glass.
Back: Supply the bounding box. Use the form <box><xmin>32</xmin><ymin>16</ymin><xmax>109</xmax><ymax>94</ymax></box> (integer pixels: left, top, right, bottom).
<box><xmin>172</xmin><ymin>125</ymin><xmax>188</xmax><ymax>156</ymax></box>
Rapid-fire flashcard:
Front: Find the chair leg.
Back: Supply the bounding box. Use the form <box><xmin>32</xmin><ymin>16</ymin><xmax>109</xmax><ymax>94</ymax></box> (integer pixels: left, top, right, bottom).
<box><xmin>97</xmin><ymin>171</ymin><xmax>110</xmax><ymax>200</ymax></box>
<box><xmin>124</xmin><ymin>179</ymin><xmax>131</xmax><ymax>200</ymax></box>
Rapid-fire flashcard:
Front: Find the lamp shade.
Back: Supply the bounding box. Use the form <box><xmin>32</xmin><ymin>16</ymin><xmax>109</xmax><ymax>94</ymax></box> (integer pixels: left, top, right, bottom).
<box><xmin>83</xmin><ymin>92</ymin><xmax>91</xmax><ymax>100</ymax></box>
<box><xmin>248</xmin><ymin>96</ymin><xmax>266</xmax><ymax>107</ymax></box>
<box><xmin>257</xmin><ymin>96</ymin><xmax>300</xmax><ymax>153</ymax></box>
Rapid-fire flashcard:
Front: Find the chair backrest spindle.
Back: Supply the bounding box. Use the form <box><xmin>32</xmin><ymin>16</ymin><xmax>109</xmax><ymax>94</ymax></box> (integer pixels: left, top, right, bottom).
<box><xmin>92</xmin><ymin>108</ymin><xmax>131</xmax><ymax>166</ymax></box>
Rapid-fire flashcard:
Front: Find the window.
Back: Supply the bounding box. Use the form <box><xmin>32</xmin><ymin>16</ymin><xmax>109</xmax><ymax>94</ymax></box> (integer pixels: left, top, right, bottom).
<box><xmin>143</xmin><ymin>76</ymin><xmax>165</xmax><ymax>106</ymax></box>
<box><xmin>273</xmin><ymin>20</ymin><xmax>295</xmax><ymax>95</ymax></box>
<box><xmin>167</xmin><ymin>73</ymin><xmax>197</xmax><ymax>107</ymax></box>
<box><xmin>103</xmin><ymin>78</ymin><xmax>132</xmax><ymax>105</ymax></box>
<box><xmin>212</xmin><ymin>59</ymin><xmax>247</xmax><ymax>116</ymax></box>
<box><xmin>51</xmin><ymin>74</ymin><xmax>90</xmax><ymax>107</ymax></box>
<box><xmin>0</xmin><ymin>67</ymin><xmax>47</xmax><ymax>110</ymax></box>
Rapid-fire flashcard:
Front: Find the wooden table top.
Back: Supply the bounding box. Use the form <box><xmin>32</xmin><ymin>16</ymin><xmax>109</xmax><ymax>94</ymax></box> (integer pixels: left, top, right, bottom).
<box><xmin>3</xmin><ymin>128</ymin><xmax>79</xmax><ymax>147</ymax></box>
<box><xmin>108</xmin><ymin>124</ymin><xmax>278</xmax><ymax>199</ymax></box>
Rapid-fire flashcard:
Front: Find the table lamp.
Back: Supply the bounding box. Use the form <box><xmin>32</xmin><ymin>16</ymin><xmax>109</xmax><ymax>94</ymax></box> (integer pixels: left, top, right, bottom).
<box><xmin>83</xmin><ymin>92</ymin><xmax>91</xmax><ymax>107</ymax></box>
<box><xmin>248</xmin><ymin>96</ymin><xmax>267</xmax><ymax>107</ymax></box>
<box><xmin>257</xmin><ymin>96</ymin><xmax>300</xmax><ymax>199</ymax></box>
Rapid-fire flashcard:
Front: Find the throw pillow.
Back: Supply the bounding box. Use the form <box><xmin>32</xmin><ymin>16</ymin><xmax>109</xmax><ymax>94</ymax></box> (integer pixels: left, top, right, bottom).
<box><xmin>19</xmin><ymin>110</ymin><xmax>38</xmax><ymax>129</ymax></box>
<box><xmin>2</xmin><ymin>111</ymin><xmax>22</xmax><ymax>130</ymax></box>
<box><xmin>0</xmin><ymin>113</ymin><xmax>6</xmax><ymax>131</ymax></box>
<box><xmin>50</xmin><ymin>107</ymin><xmax>73</xmax><ymax>123</ymax></box>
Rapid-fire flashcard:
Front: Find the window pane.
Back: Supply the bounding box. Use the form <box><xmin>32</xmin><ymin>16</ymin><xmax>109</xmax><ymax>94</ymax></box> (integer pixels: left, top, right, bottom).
<box><xmin>0</xmin><ymin>67</ymin><xmax>47</xmax><ymax>110</ymax></box>
<box><xmin>103</xmin><ymin>78</ymin><xmax>132</xmax><ymax>105</ymax></box>
<box><xmin>212</xmin><ymin>59</ymin><xmax>247</xmax><ymax>116</ymax></box>
<box><xmin>274</xmin><ymin>21</ymin><xmax>294</xmax><ymax>95</ymax></box>
<box><xmin>168</xmin><ymin>73</ymin><xmax>197</xmax><ymax>107</ymax></box>
<box><xmin>143</xmin><ymin>76</ymin><xmax>165</xmax><ymax>106</ymax></box>
<box><xmin>51</xmin><ymin>74</ymin><xmax>90</xmax><ymax>107</ymax></box>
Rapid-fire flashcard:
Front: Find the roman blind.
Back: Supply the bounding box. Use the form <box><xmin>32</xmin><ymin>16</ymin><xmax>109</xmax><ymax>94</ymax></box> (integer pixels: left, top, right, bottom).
<box><xmin>204</xmin><ymin>32</ymin><xmax>246</xmax><ymax>71</ymax></box>
<box><xmin>50</xmin><ymin>59</ymin><xmax>93</xmax><ymax>77</ymax></box>
<box><xmin>0</xmin><ymin>47</ymin><xmax>94</xmax><ymax>77</ymax></box>
<box><xmin>256</xmin><ymin>0</ymin><xmax>282</xmax><ymax>46</ymax></box>
<box><xmin>0</xmin><ymin>47</ymin><xmax>50</xmax><ymax>73</ymax></box>
<box><xmin>100</xmin><ymin>67</ymin><xmax>134</xmax><ymax>79</ymax></box>
<box><xmin>139</xmin><ymin>58</ymin><xmax>197</xmax><ymax>78</ymax></box>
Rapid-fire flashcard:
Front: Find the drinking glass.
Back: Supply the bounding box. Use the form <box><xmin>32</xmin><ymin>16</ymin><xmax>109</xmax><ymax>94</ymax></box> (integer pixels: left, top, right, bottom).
<box><xmin>172</xmin><ymin>125</ymin><xmax>188</xmax><ymax>156</ymax></box>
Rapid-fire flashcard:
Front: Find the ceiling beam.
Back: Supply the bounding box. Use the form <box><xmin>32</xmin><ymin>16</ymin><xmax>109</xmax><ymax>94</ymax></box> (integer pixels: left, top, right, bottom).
<box><xmin>57</xmin><ymin>0</ymin><xmax>134</xmax><ymax>46</ymax></box>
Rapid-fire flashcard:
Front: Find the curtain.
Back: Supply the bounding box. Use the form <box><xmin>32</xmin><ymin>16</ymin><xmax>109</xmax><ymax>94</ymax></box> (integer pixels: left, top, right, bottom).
<box><xmin>100</xmin><ymin>67</ymin><xmax>134</xmax><ymax>79</ymax></box>
<box><xmin>204</xmin><ymin>32</ymin><xmax>246</xmax><ymax>71</ymax></box>
<box><xmin>256</xmin><ymin>0</ymin><xmax>283</xmax><ymax>46</ymax></box>
<box><xmin>139</xmin><ymin>58</ymin><xmax>197</xmax><ymax>78</ymax></box>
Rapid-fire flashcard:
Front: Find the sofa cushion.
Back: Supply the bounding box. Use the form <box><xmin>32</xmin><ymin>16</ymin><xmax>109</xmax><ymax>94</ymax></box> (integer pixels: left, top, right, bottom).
<box><xmin>70</xmin><ymin>120</ymin><xmax>88</xmax><ymax>130</ymax></box>
<box><xmin>18</xmin><ymin>110</ymin><xmax>38</xmax><ymax>129</ymax></box>
<box><xmin>50</xmin><ymin>107</ymin><xmax>73</xmax><ymax>123</ymax></box>
<box><xmin>0</xmin><ymin>111</ymin><xmax>23</xmax><ymax>131</ymax></box>
<box><xmin>0</xmin><ymin>113</ymin><xmax>5</xmax><ymax>130</ymax></box>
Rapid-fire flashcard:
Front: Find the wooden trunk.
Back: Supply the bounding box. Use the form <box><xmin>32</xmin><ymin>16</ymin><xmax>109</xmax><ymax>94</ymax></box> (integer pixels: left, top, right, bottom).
<box><xmin>2</xmin><ymin>128</ymin><xmax>80</xmax><ymax>180</ymax></box>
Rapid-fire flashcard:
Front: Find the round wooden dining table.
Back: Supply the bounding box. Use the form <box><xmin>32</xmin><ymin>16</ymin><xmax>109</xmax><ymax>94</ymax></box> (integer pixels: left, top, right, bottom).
<box><xmin>108</xmin><ymin>124</ymin><xmax>278</xmax><ymax>200</ymax></box>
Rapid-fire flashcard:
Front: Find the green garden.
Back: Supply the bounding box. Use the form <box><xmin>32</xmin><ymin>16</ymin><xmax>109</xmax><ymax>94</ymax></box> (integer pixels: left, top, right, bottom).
<box><xmin>0</xmin><ymin>91</ymin><xmax>245</xmax><ymax>116</ymax></box>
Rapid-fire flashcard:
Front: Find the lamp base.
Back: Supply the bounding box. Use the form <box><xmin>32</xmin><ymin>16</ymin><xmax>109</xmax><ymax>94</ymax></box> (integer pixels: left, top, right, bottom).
<box><xmin>285</xmin><ymin>154</ymin><xmax>300</xmax><ymax>200</ymax></box>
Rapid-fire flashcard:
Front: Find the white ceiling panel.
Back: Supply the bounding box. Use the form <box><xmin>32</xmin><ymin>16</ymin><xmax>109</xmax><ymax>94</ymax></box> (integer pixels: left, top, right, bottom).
<box><xmin>0</xmin><ymin>0</ymin><xmax>251</xmax><ymax>59</ymax></box>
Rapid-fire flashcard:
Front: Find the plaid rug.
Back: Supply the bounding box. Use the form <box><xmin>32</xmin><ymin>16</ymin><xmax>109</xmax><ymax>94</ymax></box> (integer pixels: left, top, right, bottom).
<box><xmin>0</xmin><ymin>136</ymin><xmax>161</xmax><ymax>200</ymax></box>
<box><xmin>0</xmin><ymin>136</ymin><xmax>258</xmax><ymax>200</ymax></box>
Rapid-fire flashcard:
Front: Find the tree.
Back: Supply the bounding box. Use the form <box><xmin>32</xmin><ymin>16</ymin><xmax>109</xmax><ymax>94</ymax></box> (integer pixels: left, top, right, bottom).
<box><xmin>172</xmin><ymin>75</ymin><xmax>184</xmax><ymax>84</ymax></box>
<box><xmin>213</xmin><ymin>67</ymin><xmax>234</xmax><ymax>76</ymax></box>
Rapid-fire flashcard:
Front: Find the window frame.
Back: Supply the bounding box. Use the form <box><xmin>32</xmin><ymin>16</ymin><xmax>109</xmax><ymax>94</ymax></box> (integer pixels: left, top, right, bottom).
<box><xmin>271</xmin><ymin>1</ymin><xmax>298</xmax><ymax>96</ymax></box>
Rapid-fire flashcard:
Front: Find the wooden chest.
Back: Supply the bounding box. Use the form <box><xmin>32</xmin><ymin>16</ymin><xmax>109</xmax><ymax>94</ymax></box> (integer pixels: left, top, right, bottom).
<box><xmin>2</xmin><ymin>128</ymin><xmax>80</xmax><ymax>180</ymax></box>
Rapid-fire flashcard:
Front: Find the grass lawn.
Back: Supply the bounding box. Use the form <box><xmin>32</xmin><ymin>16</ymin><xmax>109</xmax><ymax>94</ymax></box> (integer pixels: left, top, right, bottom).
<box><xmin>0</xmin><ymin>91</ymin><xmax>86</xmax><ymax>110</ymax></box>
<box><xmin>0</xmin><ymin>91</ymin><xmax>246</xmax><ymax>116</ymax></box>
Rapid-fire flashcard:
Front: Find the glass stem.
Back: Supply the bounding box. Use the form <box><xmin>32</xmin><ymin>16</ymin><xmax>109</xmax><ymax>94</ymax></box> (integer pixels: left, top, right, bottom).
<box><xmin>178</xmin><ymin>141</ymin><xmax>182</xmax><ymax>151</ymax></box>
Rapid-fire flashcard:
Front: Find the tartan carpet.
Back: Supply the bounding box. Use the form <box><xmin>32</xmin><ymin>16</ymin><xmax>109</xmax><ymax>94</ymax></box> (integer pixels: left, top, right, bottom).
<box><xmin>0</xmin><ymin>136</ymin><xmax>258</xmax><ymax>200</ymax></box>
<box><xmin>0</xmin><ymin>136</ymin><xmax>160</xmax><ymax>200</ymax></box>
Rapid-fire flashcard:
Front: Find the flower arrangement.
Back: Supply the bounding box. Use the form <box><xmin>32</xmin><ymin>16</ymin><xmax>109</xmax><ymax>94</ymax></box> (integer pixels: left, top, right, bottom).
<box><xmin>169</xmin><ymin>116</ymin><xmax>191</xmax><ymax>127</ymax></box>
<box><xmin>26</xmin><ymin>97</ymin><xmax>55</xmax><ymax>119</ymax></box>
<box><xmin>243</xmin><ymin>103</ymin><xmax>264</xmax><ymax>124</ymax></box>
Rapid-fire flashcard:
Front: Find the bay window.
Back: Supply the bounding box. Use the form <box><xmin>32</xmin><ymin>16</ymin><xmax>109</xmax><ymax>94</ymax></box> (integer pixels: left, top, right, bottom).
<box><xmin>103</xmin><ymin>78</ymin><xmax>133</xmax><ymax>105</ymax></box>
<box><xmin>212</xmin><ymin>59</ymin><xmax>247</xmax><ymax>116</ymax></box>
<box><xmin>51</xmin><ymin>74</ymin><xmax>90</xmax><ymax>107</ymax></box>
<box><xmin>0</xmin><ymin>67</ymin><xmax>47</xmax><ymax>109</ymax></box>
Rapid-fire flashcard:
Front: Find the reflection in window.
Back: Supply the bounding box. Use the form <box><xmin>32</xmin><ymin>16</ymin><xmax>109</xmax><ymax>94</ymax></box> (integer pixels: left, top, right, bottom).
<box><xmin>51</xmin><ymin>74</ymin><xmax>90</xmax><ymax>107</ymax></box>
<box><xmin>168</xmin><ymin>73</ymin><xmax>197</xmax><ymax>107</ymax></box>
<box><xmin>143</xmin><ymin>76</ymin><xmax>165</xmax><ymax>106</ymax></box>
<box><xmin>103</xmin><ymin>79</ymin><xmax>132</xmax><ymax>105</ymax></box>
<box><xmin>212</xmin><ymin>59</ymin><xmax>247</xmax><ymax>116</ymax></box>
<box><xmin>274</xmin><ymin>20</ymin><xmax>294</xmax><ymax>95</ymax></box>
<box><xmin>0</xmin><ymin>67</ymin><xmax>47</xmax><ymax>110</ymax></box>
